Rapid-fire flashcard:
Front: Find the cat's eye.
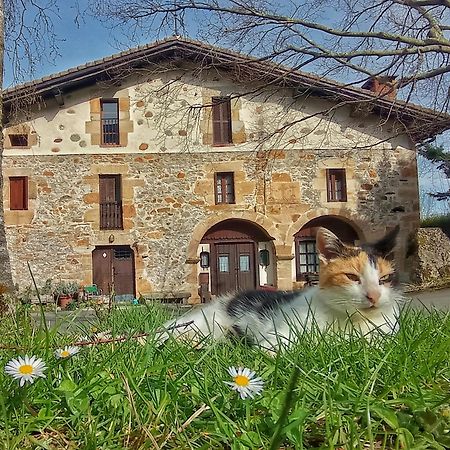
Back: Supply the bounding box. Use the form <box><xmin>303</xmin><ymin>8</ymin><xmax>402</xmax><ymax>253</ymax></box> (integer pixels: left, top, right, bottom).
<box><xmin>345</xmin><ymin>273</ymin><xmax>360</xmax><ymax>283</ymax></box>
<box><xmin>379</xmin><ymin>274</ymin><xmax>393</xmax><ymax>285</ymax></box>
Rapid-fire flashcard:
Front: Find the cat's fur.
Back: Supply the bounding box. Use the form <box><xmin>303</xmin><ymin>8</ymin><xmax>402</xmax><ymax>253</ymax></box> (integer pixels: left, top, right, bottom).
<box><xmin>159</xmin><ymin>226</ymin><xmax>402</xmax><ymax>351</ymax></box>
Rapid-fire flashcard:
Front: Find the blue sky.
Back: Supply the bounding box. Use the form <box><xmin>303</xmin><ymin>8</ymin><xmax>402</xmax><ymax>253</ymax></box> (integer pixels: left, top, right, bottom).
<box><xmin>3</xmin><ymin>2</ymin><xmax>449</xmax><ymax>217</ymax></box>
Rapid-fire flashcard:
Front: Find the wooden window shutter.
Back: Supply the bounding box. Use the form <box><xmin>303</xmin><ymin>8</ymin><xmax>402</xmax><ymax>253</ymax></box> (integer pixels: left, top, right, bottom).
<box><xmin>9</xmin><ymin>176</ymin><xmax>28</xmax><ymax>210</ymax></box>
<box><xmin>212</xmin><ymin>97</ymin><xmax>232</xmax><ymax>145</ymax></box>
<box><xmin>99</xmin><ymin>175</ymin><xmax>123</xmax><ymax>229</ymax></box>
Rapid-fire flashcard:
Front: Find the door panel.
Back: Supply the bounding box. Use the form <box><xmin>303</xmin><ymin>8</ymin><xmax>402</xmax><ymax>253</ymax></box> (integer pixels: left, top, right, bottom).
<box><xmin>92</xmin><ymin>248</ymin><xmax>113</xmax><ymax>296</ymax></box>
<box><xmin>113</xmin><ymin>247</ymin><xmax>135</xmax><ymax>297</ymax></box>
<box><xmin>212</xmin><ymin>242</ymin><xmax>256</xmax><ymax>295</ymax></box>
<box><xmin>92</xmin><ymin>246</ymin><xmax>135</xmax><ymax>299</ymax></box>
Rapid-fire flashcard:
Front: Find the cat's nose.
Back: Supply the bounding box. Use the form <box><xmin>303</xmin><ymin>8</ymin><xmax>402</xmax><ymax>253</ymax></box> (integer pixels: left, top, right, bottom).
<box><xmin>366</xmin><ymin>291</ymin><xmax>381</xmax><ymax>305</ymax></box>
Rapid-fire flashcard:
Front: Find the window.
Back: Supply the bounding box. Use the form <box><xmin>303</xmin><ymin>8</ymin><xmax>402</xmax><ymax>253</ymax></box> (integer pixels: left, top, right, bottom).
<box><xmin>9</xmin><ymin>177</ymin><xmax>28</xmax><ymax>210</ymax></box>
<box><xmin>326</xmin><ymin>169</ymin><xmax>347</xmax><ymax>202</ymax></box>
<box><xmin>212</xmin><ymin>97</ymin><xmax>232</xmax><ymax>145</ymax></box>
<box><xmin>296</xmin><ymin>239</ymin><xmax>319</xmax><ymax>279</ymax></box>
<box><xmin>99</xmin><ymin>175</ymin><xmax>123</xmax><ymax>230</ymax></box>
<box><xmin>9</xmin><ymin>134</ymin><xmax>28</xmax><ymax>147</ymax></box>
<box><xmin>101</xmin><ymin>99</ymin><xmax>120</xmax><ymax>145</ymax></box>
<box><xmin>215</xmin><ymin>172</ymin><xmax>235</xmax><ymax>204</ymax></box>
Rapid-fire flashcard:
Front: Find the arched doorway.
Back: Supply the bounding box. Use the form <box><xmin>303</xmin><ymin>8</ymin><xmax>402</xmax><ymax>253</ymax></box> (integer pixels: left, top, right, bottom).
<box><xmin>294</xmin><ymin>216</ymin><xmax>360</xmax><ymax>282</ymax></box>
<box><xmin>201</xmin><ymin>219</ymin><xmax>275</xmax><ymax>296</ymax></box>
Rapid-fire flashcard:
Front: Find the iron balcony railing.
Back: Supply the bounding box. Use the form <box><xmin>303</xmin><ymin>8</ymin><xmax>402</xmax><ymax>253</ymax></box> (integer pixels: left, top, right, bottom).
<box><xmin>100</xmin><ymin>202</ymin><xmax>123</xmax><ymax>229</ymax></box>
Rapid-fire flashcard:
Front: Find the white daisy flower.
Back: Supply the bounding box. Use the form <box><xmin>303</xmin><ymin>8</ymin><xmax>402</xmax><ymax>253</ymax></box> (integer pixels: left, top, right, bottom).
<box><xmin>5</xmin><ymin>355</ymin><xmax>47</xmax><ymax>387</ymax></box>
<box><xmin>224</xmin><ymin>366</ymin><xmax>264</xmax><ymax>399</ymax></box>
<box><xmin>55</xmin><ymin>346</ymin><xmax>80</xmax><ymax>359</ymax></box>
<box><xmin>93</xmin><ymin>331</ymin><xmax>112</xmax><ymax>341</ymax></box>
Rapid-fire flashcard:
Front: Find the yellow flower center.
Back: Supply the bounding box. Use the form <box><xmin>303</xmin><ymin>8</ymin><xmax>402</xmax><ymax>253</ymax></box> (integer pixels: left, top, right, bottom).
<box><xmin>18</xmin><ymin>364</ymin><xmax>33</xmax><ymax>375</ymax></box>
<box><xmin>61</xmin><ymin>350</ymin><xmax>70</xmax><ymax>358</ymax></box>
<box><xmin>234</xmin><ymin>375</ymin><xmax>250</xmax><ymax>387</ymax></box>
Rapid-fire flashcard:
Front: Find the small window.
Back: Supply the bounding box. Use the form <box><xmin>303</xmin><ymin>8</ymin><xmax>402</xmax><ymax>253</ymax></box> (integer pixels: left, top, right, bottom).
<box><xmin>9</xmin><ymin>176</ymin><xmax>28</xmax><ymax>210</ymax></box>
<box><xmin>9</xmin><ymin>134</ymin><xmax>28</xmax><ymax>147</ymax></box>
<box><xmin>101</xmin><ymin>99</ymin><xmax>120</xmax><ymax>145</ymax></box>
<box><xmin>218</xmin><ymin>255</ymin><xmax>230</xmax><ymax>272</ymax></box>
<box><xmin>212</xmin><ymin>97</ymin><xmax>232</xmax><ymax>145</ymax></box>
<box><xmin>296</xmin><ymin>239</ymin><xmax>319</xmax><ymax>279</ymax></box>
<box><xmin>326</xmin><ymin>169</ymin><xmax>347</xmax><ymax>202</ymax></box>
<box><xmin>215</xmin><ymin>172</ymin><xmax>235</xmax><ymax>204</ymax></box>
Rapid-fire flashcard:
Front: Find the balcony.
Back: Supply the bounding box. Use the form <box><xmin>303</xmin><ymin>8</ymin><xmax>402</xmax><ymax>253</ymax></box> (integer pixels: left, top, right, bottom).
<box><xmin>100</xmin><ymin>202</ymin><xmax>123</xmax><ymax>230</ymax></box>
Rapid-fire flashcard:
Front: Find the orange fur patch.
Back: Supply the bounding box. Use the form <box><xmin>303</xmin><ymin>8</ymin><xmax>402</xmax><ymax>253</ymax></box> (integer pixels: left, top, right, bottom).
<box><xmin>319</xmin><ymin>251</ymin><xmax>394</xmax><ymax>288</ymax></box>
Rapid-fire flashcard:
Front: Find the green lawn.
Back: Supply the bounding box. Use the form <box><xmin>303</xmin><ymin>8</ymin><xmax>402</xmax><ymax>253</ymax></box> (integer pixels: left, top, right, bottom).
<box><xmin>0</xmin><ymin>304</ymin><xmax>449</xmax><ymax>449</ymax></box>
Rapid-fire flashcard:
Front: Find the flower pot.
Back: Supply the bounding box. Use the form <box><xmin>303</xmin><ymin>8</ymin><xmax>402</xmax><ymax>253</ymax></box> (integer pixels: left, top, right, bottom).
<box><xmin>57</xmin><ymin>295</ymin><xmax>73</xmax><ymax>309</ymax></box>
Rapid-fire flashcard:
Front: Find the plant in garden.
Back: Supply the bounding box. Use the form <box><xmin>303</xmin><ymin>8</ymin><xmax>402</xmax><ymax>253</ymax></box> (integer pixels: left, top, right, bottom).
<box><xmin>4</xmin><ymin>355</ymin><xmax>46</xmax><ymax>386</ymax></box>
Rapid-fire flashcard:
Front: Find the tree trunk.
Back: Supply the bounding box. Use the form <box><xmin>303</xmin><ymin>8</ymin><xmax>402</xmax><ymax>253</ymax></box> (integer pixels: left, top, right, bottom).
<box><xmin>0</xmin><ymin>0</ymin><xmax>14</xmax><ymax>303</ymax></box>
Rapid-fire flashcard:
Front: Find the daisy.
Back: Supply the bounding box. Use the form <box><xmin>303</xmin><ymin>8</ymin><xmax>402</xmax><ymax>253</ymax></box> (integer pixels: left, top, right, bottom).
<box><xmin>224</xmin><ymin>366</ymin><xmax>264</xmax><ymax>399</ymax></box>
<box><xmin>55</xmin><ymin>346</ymin><xmax>80</xmax><ymax>359</ymax></box>
<box><xmin>5</xmin><ymin>355</ymin><xmax>47</xmax><ymax>387</ymax></box>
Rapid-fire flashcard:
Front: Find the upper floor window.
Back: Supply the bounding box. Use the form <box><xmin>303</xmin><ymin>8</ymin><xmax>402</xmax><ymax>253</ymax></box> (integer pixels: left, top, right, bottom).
<box><xmin>101</xmin><ymin>99</ymin><xmax>120</xmax><ymax>145</ymax></box>
<box><xmin>326</xmin><ymin>169</ymin><xmax>347</xmax><ymax>202</ymax></box>
<box><xmin>99</xmin><ymin>174</ymin><xmax>123</xmax><ymax>230</ymax></box>
<box><xmin>212</xmin><ymin>97</ymin><xmax>232</xmax><ymax>145</ymax></box>
<box><xmin>9</xmin><ymin>134</ymin><xmax>28</xmax><ymax>147</ymax></box>
<box><xmin>215</xmin><ymin>172</ymin><xmax>235</xmax><ymax>204</ymax></box>
<box><xmin>9</xmin><ymin>176</ymin><xmax>28</xmax><ymax>210</ymax></box>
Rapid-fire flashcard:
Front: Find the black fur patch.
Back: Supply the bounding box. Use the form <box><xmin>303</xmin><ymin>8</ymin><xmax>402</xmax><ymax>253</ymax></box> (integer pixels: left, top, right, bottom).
<box><xmin>226</xmin><ymin>289</ymin><xmax>298</xmax><ymax>319</ymax></box>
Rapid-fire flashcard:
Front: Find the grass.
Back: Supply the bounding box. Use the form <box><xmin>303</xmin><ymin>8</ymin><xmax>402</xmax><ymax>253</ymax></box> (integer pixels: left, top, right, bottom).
<box><xmin>0</xmin><ymin>303</ymin><xmax>449</xmax><ymax>449</ymax></box>
<box><xmin>420</xmin><ymin>214</ymin><xmax>450</xmax><ymax>233</ymax></box>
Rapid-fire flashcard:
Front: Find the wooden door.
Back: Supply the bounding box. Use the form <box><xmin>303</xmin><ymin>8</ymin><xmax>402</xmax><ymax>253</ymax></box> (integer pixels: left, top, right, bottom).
<box><xmin>92</xmin><ymin>246</ymin><xmax>135</xmax><ymax>299</ymax></box>
<box><xmin>212</xmin><ymin>242</ymin><xmax>257</xmax><ymax>295</ymax></box>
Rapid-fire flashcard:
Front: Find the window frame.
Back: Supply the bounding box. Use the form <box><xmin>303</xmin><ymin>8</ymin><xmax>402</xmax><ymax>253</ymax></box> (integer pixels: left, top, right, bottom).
<box><xmin>295</xmin><ymin>238</ymin><xmax>319</xmax><ymax>281</ymax></box>
<box><xmin>9</xmin><ymin>134</ymin><xmax>29</xmax><ymax>147</ymax></box>
<box><xmin>9</xmin><ymin>176</ymin><xmax>28</xmax><ymax>211</ymax></box>
<box><xmin>100</xmin><ymin>99</ymin><xmax>120</xmax><ymax>146</ymax></box>
<box><xmin>211</xmin><ymin>96</ymin><xmax>232</xmax><ymax>145</ymax></box>
<box><xmin>214</xmin><ymin>172</ymin><xmax>235</xmax><ymax>204</ymax></box>
<box><xmin>326</xmin><ymin>168</ymin><xmax>347</xmax><ymax>202</ymax></box>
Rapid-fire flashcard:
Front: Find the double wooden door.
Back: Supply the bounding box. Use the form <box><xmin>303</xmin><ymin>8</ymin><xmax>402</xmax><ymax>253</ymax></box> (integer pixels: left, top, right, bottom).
<box><xmin>211</xmin><ymin>242</ymin><xmax>257</xmax><ymax>295</ymax></box>
<box><xmin>92</xmin><ymin>246</ymin><xmax>135</xmax><ymax>300</ymax></box>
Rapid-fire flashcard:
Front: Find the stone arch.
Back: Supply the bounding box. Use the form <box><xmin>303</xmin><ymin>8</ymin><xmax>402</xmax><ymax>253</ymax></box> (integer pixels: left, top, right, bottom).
<box><xmin>186</xmin><ymin>211</ymin><xmax>282</xmax><ymax>261</ymax></box>
<box><xmin>292</xmin><ymin>214</ymin><xmax>361</xmax><ymax>282</ymax></box>
<box><xmin>185</xmin><ymin>213</ymin><xmax>279</xmax><ymax>302</ymax></box>
<box><xmin>287</xmin><ymin>212</ymin><xmax>365</xmax><ymax>244</ymax></box>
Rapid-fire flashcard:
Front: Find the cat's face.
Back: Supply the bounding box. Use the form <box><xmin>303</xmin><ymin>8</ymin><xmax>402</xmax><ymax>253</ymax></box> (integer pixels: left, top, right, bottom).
<box><xmin>316</xmin><ymin>226</ymin><xmax>399</xmax><ymax>312</ymax></box>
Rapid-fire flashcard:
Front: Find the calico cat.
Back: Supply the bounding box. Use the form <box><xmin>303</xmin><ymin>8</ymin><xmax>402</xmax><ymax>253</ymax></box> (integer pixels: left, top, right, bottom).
<box><xmin>159</xmin><ymin>226</ymin><xmax>402</xmax><ymax>351</ymax></box>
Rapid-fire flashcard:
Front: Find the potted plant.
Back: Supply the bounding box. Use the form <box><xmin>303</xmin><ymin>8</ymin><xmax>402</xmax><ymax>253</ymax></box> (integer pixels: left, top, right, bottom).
<box><xmin>53</xmin><ymin>281</ymin><xmax>81</xmax><ymax>309</ymax></box>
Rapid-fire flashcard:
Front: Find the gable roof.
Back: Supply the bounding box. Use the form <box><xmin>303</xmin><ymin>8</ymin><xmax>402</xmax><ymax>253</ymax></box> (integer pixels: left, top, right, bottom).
<box><xmin>4</xmin><ymin>35</ymin><xmax>449</xmax><ymax>143</ymax></box>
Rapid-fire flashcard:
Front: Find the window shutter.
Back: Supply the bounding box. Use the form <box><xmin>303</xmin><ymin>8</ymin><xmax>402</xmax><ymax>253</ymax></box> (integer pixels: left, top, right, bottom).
<box><xmin>99</xmin><ymin>175</ymin><xmax>123</xmax><ymax>229</ymax></box>
<box><xmin>212</xmin><ymin>97</ymin><xmax>232</xmax><ymax>145</ymax></box>
<box><xmin>9</xmin><ymin>177</ymin><xmax>28</xmax><ymax>210</ymax></box>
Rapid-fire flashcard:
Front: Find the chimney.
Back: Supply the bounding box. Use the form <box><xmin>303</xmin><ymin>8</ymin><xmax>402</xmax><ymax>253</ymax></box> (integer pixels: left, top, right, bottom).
<box><xmin>361</xmin><ymin>76</ymin><xmax>397</xmax><ymax>100</ymax></box>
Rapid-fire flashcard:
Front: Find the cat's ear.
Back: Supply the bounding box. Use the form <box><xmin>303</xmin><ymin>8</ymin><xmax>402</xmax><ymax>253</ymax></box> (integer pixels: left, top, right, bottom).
<box><xmin>368</xmin><ymin>225</ymin><xmax>399</xmax><ymax>259</ymax></box>
<box><xmin>316</xmin><ymin>227</ymin><xmax>345</xmax><ymax>264</ymax></box>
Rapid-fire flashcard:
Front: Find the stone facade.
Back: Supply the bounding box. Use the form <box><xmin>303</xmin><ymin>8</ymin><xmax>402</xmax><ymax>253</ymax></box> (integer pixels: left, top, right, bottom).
<box><xmin>413</xmin><ymin>228</ymin><xmax>450</xmax><ymax>284</ymax></box>
<box><xmin>2</xmin><ymin>46</ymin><xmax>423</xmax><ymax>302</ymax></box>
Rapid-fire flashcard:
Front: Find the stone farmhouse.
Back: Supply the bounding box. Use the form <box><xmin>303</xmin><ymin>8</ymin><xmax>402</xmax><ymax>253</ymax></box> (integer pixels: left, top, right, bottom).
<box><xmin>2</xmin><ymin>37</ymin><xmax>449</xmax><ymax>302</ymax></box>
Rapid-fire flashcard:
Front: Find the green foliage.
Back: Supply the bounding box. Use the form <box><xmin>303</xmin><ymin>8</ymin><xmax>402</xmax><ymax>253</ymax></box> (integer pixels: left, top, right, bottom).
<box><xmin>0</xmin><ymin>304</ymin><xmax>449</xmax><ymax>449</ymax></box>
<box><xmin>421</xmin><ymin>214</ymin><xmax>450</xmax><ymax>230</ymax></box>
<box><xmin>420</xmin><ymin>144</ymin><xmax>450</xmax><ymax>201</ymax></box>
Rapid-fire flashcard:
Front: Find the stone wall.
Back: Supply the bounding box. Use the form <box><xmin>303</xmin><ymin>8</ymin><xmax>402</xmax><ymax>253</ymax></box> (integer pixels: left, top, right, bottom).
<box><xmin>413</xmin><ymin>228</ymin><xmax>450</xmax><ymax>284</ymax></box>
<box><xmin>3</xmin><ymin>147</ymin><xmax>419</xmax><ymax>299</ymax></box>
